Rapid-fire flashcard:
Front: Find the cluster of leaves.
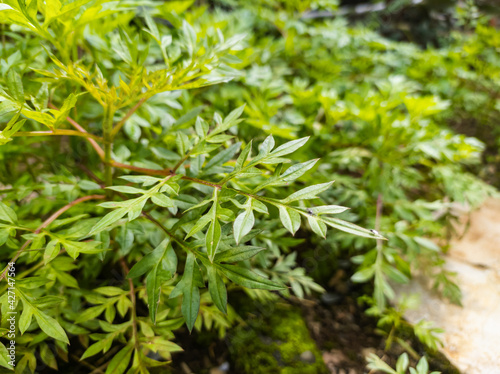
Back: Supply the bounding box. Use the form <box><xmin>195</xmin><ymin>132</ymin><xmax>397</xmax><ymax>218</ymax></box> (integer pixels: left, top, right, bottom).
<box><xmin>185</xmin><ymin>0</ymin><xmax>497</xmax><ymax>358</ymax></box>
<box><xmin>367</xmin><ymin>352</ymin><xmax>440</xmax><ymax>374</ymax></box>
<box><xmin>0</xmin><ymin>0</ymin><xmax>497</xmax><ymax>372</ymax></box>
<box><xmin>0</xmin><ymin>0</ymin><xmax>385</xmax><ymax>373</ymax></box>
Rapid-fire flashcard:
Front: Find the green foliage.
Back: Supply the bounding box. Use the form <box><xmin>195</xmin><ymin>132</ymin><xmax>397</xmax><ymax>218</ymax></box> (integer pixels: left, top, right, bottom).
<box><xmin>367</xmin><ymin>352</ymin><xmax>440</xmax><ymax>374</ymax></box>
<box><xmin>0</xmin><ymin>0</ymin><xmax>497</xmax><ymax>372</ymax></box>
<box><xmin>0</xmin><ymin>1</ymin><xmax>382</xmax><ymax>372</ymax></box>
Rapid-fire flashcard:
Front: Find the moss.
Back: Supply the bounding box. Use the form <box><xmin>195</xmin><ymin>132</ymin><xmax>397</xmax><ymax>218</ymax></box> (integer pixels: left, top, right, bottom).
<box><xmin>229</xmin><ymin>303</ymin><xmax>328</xmax><ymax>374</ymax></box>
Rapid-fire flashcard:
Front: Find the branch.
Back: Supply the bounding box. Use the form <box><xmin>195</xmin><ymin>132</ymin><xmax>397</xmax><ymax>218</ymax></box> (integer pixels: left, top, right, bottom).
<box><xmin>111</xmin><ymin>161</ymin><xmax>172</xmax><ymax>177</ymax></box>
<box><xmin>13</xmin><ymin>130</ymin><xmax>103</xmax><ymax>142</ymax></box>
<box><xmin>0</xmin><ymin>194</ymin><xmax>105</xmax><ymax>282</ymax></box>
<box><xmin>110</xmin><ymin>98</ymin><xmax>147</xmax><ymax>138</ymax></box>
<box><xmin>119</xmin><ymin>258</ymin><xmax>139</xmax><ymax>351</ymax></box>
<box><xmin>49</xmin><ymin>103</ymin><xmax>105</xmax><ymax>160</ymax></box>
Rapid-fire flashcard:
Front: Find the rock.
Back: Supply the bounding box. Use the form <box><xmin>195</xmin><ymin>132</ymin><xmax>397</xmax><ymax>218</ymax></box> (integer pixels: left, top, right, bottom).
<box><xmin>299</xmin><ymin>350</ymin><xmax>316</xmax><ymax>363</ymax></box>
<box><xmin>394</xmin><ymin>198</ymin><xmax>500</xmax><ymax>374</ymax></box>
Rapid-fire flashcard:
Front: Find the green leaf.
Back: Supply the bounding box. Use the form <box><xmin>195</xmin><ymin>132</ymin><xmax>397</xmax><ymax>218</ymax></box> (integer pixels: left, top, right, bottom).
<box><xmin>283</xmin><ymin>182</ymin><xmax>333</xmax><ymax>203</ymax></box>
<box><xmin>7</xmin><ymin>70</ymin><xmax>24</xmax><ymax>103</ymax></box>
<box><xmin>151</xmin><ymin>193</ymin><xmax>174</xmax><ymax>208</ymax></box>
<box><xmin>278</xmin><ymin>206</ymin><xmax>301</xmax><ymax>235</ymax></box>
<box><xmin>106</xmin><ymin>186</ymin><xmax>145</xmax><ymax>194</ymax></box>
<box><xmin>396</xmin><ymin>353</ymin><xmax>409</xmax><ymax>373</ymax></box>
<box><xmin>170</xmin><ymin>253</ymin><xmax>201</xmax><ymax>332</ymax></box>
<box><xmin>269</xmin><ymin>137</ymin><xmax>309</xmax><ymax>158</ymax></box>
<box><xmin>218</xmin><ymin>264</ymin><xmax>285</xmax><ymax>290</ymax></box>
<box><xmin>307</xmin><ymin>215</ymin><xmax>327</xmax><ymax>238</ymax></box>
<box><xmin>19</xmin><ymin>303</ymin><xmax>34</xmax><ymax>334</ymax></box>
<box><xmin>80</xmin><ymin>339</ymin><xmax>108</xmax><ymax>360</ymax></box>
<box><xmin>105</xmin><ymin>344</ymin><xmax>133</xmax><ymax>374</ymax></box>
<box><xmin>308</xmin><ymin>205</ymin><xmax>349</xmax><ymax>215</ymax></box>
<box><xmin>206</xmin><ymin>218</ymin><xmax>221</xmax><ymax>262</ymax></box>
<box><xmin>43</xmin><ymin>239</ymin><xmax>60</xmax><ymax>264</ymax></box>
<box><xmin>89</xmin><ymin>208</ymin><xmax>128</xmax><ymax>235</ymax></box>
<box><xmin>33</xmin><ymin>309</ymin><xmax>69</xmax><ymax>344</ymax></box>
<box><xmin>214</xmin><ymin>246</ymin><xmax>265</xmax><ymax>263</ymax></box>
<box><xmin>0</xmin><ymin>342</ymin><xmax>12</xmax><ymax>370</ymax></box>
<box><xmin>320</xmin><ymin>216</ymin><xmax>385</xmax><ymax>239</ymax></box>
<box><xmin>0</xmin><ymin>202</ymin><xmax>17</xmax><ymax>223</ymax></box>
<box><xmin>207</xmin><ymin>265</ymin><xmax>227</xmax><ymax>313</ymax></box>
<box><xmin>351</xmin><ymin>267</ymin><xmax>375</xmax><ymax>283</ymax></box>
<box><xmin>146</xmin><ymin>239</ymin><xmax>172</xmax><ymax>324</ymax></box>
<box><xmin>127</xmin><ymin>239</ymin><xmax>169</xmax><ymax>279</ymax></box>
<box><xmin>233</xmin><ymin>205</ymin><xmax>255</xmax><ymax>245</ymax></box>
<box><xmin>235</xmin><ymin>140</ymin><xmax>252</xmax><ymax>170</ymax></box>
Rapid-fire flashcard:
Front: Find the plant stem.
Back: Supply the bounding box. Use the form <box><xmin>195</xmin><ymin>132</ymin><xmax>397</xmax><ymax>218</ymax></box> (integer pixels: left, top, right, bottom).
<box><xmin>49</xmin><ymin>103</ymin><xmax>105</xmax><ymax>160</ymax></box>
<box><xmin>110</xmin><ymin>98</ymin><xmax>147</xmax><ymax>138</ymax></box>
<box><xmin>103</xmin><ymin>105</ymin><xmax>115</xmax><ymax>190</ymax></box>
<box><xmin>0</xmin><ymin>194</ymin><xmax>105</xmax><ymax>282</ymax></box>
<box><xmin>119</xmin><ymin>258</ymin><xmax>139</xmax><ymax>351</ymax></box>
<box><xmin>13</xmin><ymin>130</ymin><xmax>104</xmax><ymax>141</ymax></box>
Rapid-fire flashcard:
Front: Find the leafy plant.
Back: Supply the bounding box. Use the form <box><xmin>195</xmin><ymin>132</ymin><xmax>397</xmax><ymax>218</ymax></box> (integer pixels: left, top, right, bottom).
<box><xmin>367</xmin><ymin>352</ymin><xmax>440</xmax><ymax>374</ymax></box>
<box><xmin>0</xmin><ymin>1</ymin><xmax>383</xmax><ymax>372</ymax></box>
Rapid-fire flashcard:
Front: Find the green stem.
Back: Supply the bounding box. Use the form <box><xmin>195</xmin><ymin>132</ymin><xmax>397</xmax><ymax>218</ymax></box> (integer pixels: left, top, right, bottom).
<box><xmin>103</xmin><ymin>105</ymin><xmax>115</xmax><ymax>190</ymax></box>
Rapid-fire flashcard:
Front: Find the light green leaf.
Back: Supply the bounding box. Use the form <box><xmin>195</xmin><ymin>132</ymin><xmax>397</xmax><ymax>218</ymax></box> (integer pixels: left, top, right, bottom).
<box><xmin>307</xmin><ymin>216</ymin><xmax>327</xmax><ymax>238</ymax></box>
<box><xmin>0</xmin><ymin>202</ymin><xmax>17</xmax><ymax>223</ymax></box>
<box><xmin>278</xmin><ymin>206</ymin><xmax>301</xmax><ymax>235</ymax></box>
<box><xmin>283</xmin><ymin>182</ymin><xmax>333</xmax><ymax>203</ymax></box>
<box><xmin>89</xmin><ymin>208</ymin><xmax>128</xmax><ymax>235</ymax></box>
<box><xmin>43</xmin><ymin>239</ymin><xmax>60</xmax><ymax>264</ymax></box>
<box><xmin>33</xmin><ymin>309</ymin><xmax>69</xmax><ymax>344</ymax></box>
<box><xmin>269</xmin><ymin>137</ymin><xmax>309</xmax><ymax>158</ymax></box>
<box><xmin>233</xmin><ymin>206</ymin><xmax>255</xmax><ymax>245</ymax></box>
<box><xmin>151</xmin><ymin>193</ymin><xmax>174</xmax><ymax>208</ymax></box>
<box><xmin>0</xmin><ymin>342</ymin><xmax>12</xmax><ymax>370</ymax></box>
